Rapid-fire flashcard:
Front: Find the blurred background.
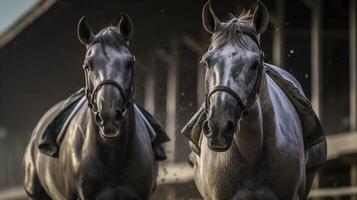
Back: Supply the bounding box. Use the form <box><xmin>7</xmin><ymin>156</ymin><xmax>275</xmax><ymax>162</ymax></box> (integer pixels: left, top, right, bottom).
<box><xmin>0</xmin><ymin>0</ymin><xmax>355</xmax><ymax>199</ymax></box>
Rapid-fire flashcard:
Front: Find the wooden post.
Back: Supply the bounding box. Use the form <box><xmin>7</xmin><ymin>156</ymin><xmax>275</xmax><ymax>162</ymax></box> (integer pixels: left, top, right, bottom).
<box><xmin>312</xmin><ymin>173</ymin><xmax>320</xmax><ymax>200</ymax></box>
<box><xmin>166</xmin><ymin>57</ymin><xmax>177</xmax><ymax>200</ymax></box>
<box><xmin>155</xmin><ymin>43</ymin><xmax>179</xmax><ymax>163</ymax></box>
<box><xmin>350</xmin><ymin>0</ymin><xmax>357</xmax><ymax>199</ymax></box>
<box><xmin>310</xmin><ymin>1</ymin><xmax>322</xmax><ymax>199</ymax></box>
<box><xmin>272</xmin><ymin>0</ymin><xmax>285</xmax><ymax>67</ymax></box>
<box><xmin>166</xmin><ymin>60</ymin><xmax>177</xmax><ymax>164</ymax></box>
<box><xmin>155</xmin><ymin>43</ymin><xmax>178</xmax><ymax>200</ymax></box>
<box><xmin>352</xmin><ymin>164</ymin><xmax>357</xmax><ymax>200</ymax></box>
<box><xmin>156</xmin><ymin>48</ymin><xmax>177</xmax><ymax>163</ymax></box>
<box><xmin>311</xmin><ymin>0</ymin><xmax>322</xmax><ymax>117</ymax></box>
<box><xmin>144</xmin><ymin>70</ymin><xmax>155</xmax><ymax>114</ymax></box>
<box><xmin>350</xmin><ymin>0</ymin><xmax>357</xmax><ymax>131</ymax></box>
<box><xmin>181</xmin><ymin>35</ymin><xmax>205</xmax><ymax>106</ymax></box>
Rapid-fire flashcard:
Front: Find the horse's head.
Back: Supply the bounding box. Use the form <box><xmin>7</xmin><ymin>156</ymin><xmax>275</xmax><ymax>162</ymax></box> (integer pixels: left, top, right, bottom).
<box><xmin>201</xmin><ymin>1</ymin><xmax>268</xmax><ymax>151</ymax></box>
<box><xmin>77</xmin><ymin>13</ymin><xmax>135</xmax><ymax>139</ymax></box>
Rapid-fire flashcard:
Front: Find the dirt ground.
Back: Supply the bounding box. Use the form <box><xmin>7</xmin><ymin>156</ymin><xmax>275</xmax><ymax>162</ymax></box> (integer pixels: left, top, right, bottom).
<box><xmin>152</xmin><ymin>180</ymin><xmax>202</xmax><ymax>200</ymax></box>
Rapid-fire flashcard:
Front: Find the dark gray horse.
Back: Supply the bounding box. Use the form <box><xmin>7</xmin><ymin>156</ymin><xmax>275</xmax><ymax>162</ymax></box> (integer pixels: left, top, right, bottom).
<box><xmin>191</xmin><ymin>1</ymin><xmax>326</xmax><ymax>199</ymax></box>
<box><xmin>23</xmin><ymin>14</ymin><xmax>157</xmax><ymax>200</ymax></box>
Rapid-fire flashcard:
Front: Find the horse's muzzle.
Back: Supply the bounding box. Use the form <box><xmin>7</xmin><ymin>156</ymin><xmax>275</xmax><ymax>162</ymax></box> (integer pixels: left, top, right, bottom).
<box><xmin>96</xmin><ymin>108</ymin><xmax>124</xmax><ymax>139</ymax></box>
<box><xmin>99</xmin><ymin>126</ymin><xmax>121</xmax><ymax>139</ymax></box>
<box><xmin>203</xmin><ymin>120</ymin><xmax>235</xmax><ymax>152</ymax></box>
<box><xmin>207</xmin><ymin>137</ymin><xmax>231</xmax><ymax>152</ymax></box>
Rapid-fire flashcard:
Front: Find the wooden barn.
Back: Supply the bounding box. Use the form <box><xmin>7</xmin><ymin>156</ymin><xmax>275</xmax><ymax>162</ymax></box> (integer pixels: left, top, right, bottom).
<box><xmin>0</xmin><ymin>0</ymin><xmax>356</xmax><ymax>199</ymax></box>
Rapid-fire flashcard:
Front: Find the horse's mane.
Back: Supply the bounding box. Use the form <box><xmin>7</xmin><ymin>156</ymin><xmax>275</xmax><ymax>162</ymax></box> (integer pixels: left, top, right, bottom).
<box><xmin>90</xmin><ymin>27</ymin><xmax>129</xmax><ymax>55</ymax></box>
<box><xmin>210</xmin><ymin>10</ymin><xmax>257</xmax><ymax>50</ymax></box>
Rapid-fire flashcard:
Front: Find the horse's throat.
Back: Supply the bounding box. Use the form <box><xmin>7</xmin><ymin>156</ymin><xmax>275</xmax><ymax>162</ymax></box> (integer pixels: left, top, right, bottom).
<box><xmin>234</xmin><ymin>103</ymin><xmax>264</xmax><ymax>165</ymax></box>
<box><xmin>88</xmin><ymin>109</ymin><xmax>136</xmax><ymax>162</ymax></box>
<box><xmin>233</xmin><ymin>78</ymin><xmax>276</xmax><ymax>166</ymax></box>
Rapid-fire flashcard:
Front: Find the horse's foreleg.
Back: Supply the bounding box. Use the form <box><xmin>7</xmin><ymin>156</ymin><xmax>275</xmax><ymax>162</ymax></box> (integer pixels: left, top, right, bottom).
<box><xmin>24</xmin><ymin>172</ymin><xmax>51</xmax><ymax>200</ymax></box>
<box><xmin>23</xmin><ymin>152</ymin><xmax>51</xmax><ymax>200</ymax></box>
<box><xmin>96</xmin><ymin>187</ymin><xmax>141</xmax><ymax>200</ymax></box>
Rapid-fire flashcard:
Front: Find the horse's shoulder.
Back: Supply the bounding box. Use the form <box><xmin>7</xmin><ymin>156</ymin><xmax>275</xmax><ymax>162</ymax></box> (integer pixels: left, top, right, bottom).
<box><xmin>265</xmin><ymin>65</ymin><xmax>302</xmax><ymax>132</ymax></box>
<box><xmin>265</xmin><ymin>63</ymin><xmax>305</xmax><ymax>120</ymax></box>
<box><xmin>266</xmin><ymin>76</ymin><xmax>292</xmax><ymax>109</ymax></box>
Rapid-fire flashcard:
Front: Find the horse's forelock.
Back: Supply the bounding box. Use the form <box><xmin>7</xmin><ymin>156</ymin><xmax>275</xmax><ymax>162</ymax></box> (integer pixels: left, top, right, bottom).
<box><xmin>210</xmin><ymin>10</ymin><xmax>256</xmax><ymax>50</ymax></box>
<box><xmin>89</xmin><ymin>27</ymin><xmax>129</xmax><ymax>52</ymax></box>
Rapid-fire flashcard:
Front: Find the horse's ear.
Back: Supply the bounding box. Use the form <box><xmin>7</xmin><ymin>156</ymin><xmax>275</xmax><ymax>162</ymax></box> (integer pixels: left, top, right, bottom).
<box><xmin>252</xmin><ymin>1</ymin><xmax>269</xmax><ymax>34</ymax></box>
<box><xmin>118</xmin><ymin>13</ymin><xmax>134</xmax><ymax>41</ymax></box>
<box><xmin>202</xmin><ymin>0</ymin><xmax>222</xmax><ymax>34</ymax></box>
<box><xmin>77</xmin><ymin>16</ymin><xmax>94</xmax><ymax>45</ymax></box>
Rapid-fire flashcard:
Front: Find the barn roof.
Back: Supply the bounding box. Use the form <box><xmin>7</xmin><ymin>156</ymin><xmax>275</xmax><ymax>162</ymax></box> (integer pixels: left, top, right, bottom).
<box><xmin>0</xmin><ymin>0</ymin><xmax>56</xmax><ymax>48</ymax></box>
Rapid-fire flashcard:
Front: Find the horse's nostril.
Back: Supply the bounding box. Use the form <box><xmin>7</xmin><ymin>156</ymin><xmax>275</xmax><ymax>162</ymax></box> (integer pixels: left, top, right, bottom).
<box><xmin>103</xmin><ymin>127</ymin><xmax>115</xmax><ymax>134</ymax></box>
<box><xmin>115</xmin><ymin>109</ymin><xmax>123</xmax><ymax>121</ymax></box>
<box><xmin>225</xmin><ymin>120</ymin><xmax>235</xmax><ymax>135</ymax></box>
<box><xmin>203</xmin><ymin>121</ymin><xmax>212</xmax><ymax>137</ymax></box>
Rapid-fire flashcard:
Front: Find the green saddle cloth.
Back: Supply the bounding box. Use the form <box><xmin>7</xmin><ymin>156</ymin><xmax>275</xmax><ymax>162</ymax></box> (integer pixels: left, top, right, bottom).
<box><xmin>38</xmin><ymin>88</ymin><xmax>170</xmax><ymax>160</ymax></box>
<box><xmin>38</xmin><ymin>88</ymin><xmax>85</xmax><ymax>157</ymax></box>
<box><xmin>181</xmin><ymin>64</ymin><xmax>326</xmax><ymax>155</ymax></box>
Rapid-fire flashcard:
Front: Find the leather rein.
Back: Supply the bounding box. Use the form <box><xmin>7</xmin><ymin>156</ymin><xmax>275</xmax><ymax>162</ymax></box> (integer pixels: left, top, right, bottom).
<box><xmin>205</xmin><ymin>30</ymin><xmax>265</xmax><ymax>119</ymax></box>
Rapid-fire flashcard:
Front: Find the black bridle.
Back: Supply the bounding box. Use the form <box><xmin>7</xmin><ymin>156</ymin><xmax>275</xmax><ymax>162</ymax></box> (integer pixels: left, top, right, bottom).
<box><xmin>83</xmin><ymin>42</ymin><xmax>134</xmax><ymax>118</ymax></box>
<box><xmin>205</xmin><ymin>30</ymin><xmax>264</xmax><ymax>119</ymax></box>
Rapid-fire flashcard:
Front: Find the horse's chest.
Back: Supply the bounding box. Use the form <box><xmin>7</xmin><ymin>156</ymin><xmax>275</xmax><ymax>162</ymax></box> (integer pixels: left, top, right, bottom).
<box><xmin>76</xmin><ymin>152</ymin><xmax>155</xmax><ymax>198</ymax></box>
<box><xmin>199</xmin><ymin>166</ymin><xmax>279</xmax><ymax>200</ymax></box>
<box><xmin>197</xmin><ymin>150</ymin><xmax>302</xmax><ymax>200</ymax></box>
<box><xmin>196</xmin><ymin>156</ymin><xmax>244</xmax><ymax>199</ymax></box>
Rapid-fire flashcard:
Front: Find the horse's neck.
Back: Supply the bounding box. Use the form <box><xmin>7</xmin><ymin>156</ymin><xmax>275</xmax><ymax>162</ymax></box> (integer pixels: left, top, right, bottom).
<box><xmin>233</xmin><ymin>71</ymin><xmax>276</xmax><ymax>165</ymax></box>
<box><xmin>85</xmin><ymin>104</ymin><xmax>137</xmax><ymax>161</ymax></box>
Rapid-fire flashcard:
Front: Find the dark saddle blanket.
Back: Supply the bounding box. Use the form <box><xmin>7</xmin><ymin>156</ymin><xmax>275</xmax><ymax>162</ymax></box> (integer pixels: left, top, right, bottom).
<box><xmin>38</xmin><ymin>88</ymin><xmax>170</xmax><ymax>160</ymax></box>
<box><xmin>181</xmin><ymin>64</ymin><xmax>326</xmax><ymax>155</ymax></box>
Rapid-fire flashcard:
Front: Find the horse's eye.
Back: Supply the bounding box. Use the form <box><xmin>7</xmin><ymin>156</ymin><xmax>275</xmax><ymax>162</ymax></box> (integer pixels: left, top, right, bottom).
<box><xmin>124</xmin><ymin>57</ymin><xmax>135</xmax><ymax>69</ymax></box>
<box><xmin>250</xmin><ymin>64</ymin><xmax>258</xmax><ymax>71</ymax></box>
<box><xmin>125</xmin><ymin>61</ymin><xmax>134</xmax><ymax>69</ymax></box>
